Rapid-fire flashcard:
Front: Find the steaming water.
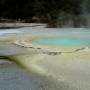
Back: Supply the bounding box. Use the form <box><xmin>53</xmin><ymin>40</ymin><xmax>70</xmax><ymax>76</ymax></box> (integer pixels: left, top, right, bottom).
<box><xmin>0</xmin><ymin>27</ymin><xmax>90</xmax><ymax>37</ymax></box>
<box><xmin>30</xmin><ymin>27</ymin><xmax>90</xmax><ymax>47</ymax></box>
<box><xmin>0</xmin><ymin>29</ymin><xmax>22</xmax><ymax>35</ymax></box>
<box><xmin>32</xmin><ymin>36</ymin><xmax>90</xmax><ymax>47</ymax></box>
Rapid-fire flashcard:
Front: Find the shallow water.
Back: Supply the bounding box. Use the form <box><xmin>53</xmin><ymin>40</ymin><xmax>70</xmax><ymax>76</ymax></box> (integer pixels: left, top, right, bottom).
<box><xmin>0</xmin><ymin>60</ymin><xmax>40</xmax><ymax>90</ymax></box>
<box><xmin>0</xmin><ymin>59</ymin><xmax>72</xmax><ymax>90</ymax></box>
<box><xmin>32</xmin><ymin>36</ymin><xmax>90</xmax><ymax>47</ymax></box>
<box><xmin>0</xmin><ymin>27</ymin><xmax>90</xmax><ymax>37</ymax></box>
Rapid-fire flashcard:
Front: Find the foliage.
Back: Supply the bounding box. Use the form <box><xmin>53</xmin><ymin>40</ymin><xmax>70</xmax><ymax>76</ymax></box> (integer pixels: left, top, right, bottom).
<box><xmin>0</xmin><ymin>0</ymin><xmax>88</xmax><ymax>27</ymax></box>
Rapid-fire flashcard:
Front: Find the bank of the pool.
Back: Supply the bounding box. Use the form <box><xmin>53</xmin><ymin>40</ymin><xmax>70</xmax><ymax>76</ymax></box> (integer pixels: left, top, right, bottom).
<box><xmin>0</xmin><ymin>55</ymin><xmax>73</xmax><ymax>90</ymax></box>
<box><xmin>8</xmin><ymin>53</ymin><xmax>49</xmax><ymax>75</ymax></box>
<box><xmin>6</xmin><ymin>47</ymin><xmax>90</xmax><ymax>90</ymax></box>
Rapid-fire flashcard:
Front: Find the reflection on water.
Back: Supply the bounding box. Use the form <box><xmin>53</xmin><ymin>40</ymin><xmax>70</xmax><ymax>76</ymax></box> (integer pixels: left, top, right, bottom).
<box><xmin>0</xmin><ymin>60</ymin><xmax>40</xmax><ymax>90</ymax></box>
<box><xmin>0</xmin><ymin>59</ymin><xmax>72</xmax><ymax>90</ymax></box>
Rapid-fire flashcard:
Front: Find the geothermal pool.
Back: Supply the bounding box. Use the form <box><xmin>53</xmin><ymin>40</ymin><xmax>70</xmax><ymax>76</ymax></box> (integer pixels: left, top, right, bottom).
<box><xmin>31</xmin><ymin>36</ymin><xmax>90</xmax><ymax>47</ymax></box>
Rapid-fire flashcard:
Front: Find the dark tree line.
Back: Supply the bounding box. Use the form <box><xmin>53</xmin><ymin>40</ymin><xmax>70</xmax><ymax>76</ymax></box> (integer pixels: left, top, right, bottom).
<box><xmin>0</xmin><ymin>0</ymin><xmax>82</xmax><ymax>18</ymax></box>
<box><xmin>0</xmin><ymin>0</ymin><xmax>89</xmax><ymax>26</ymax></box>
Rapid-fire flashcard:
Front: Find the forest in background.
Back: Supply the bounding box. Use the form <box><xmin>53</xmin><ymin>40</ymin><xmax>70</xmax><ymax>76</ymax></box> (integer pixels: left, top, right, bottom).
<box><xmin>0</xmin><ymin>0</ymin><xmax>89</xmax><ymax>27</ymax></box>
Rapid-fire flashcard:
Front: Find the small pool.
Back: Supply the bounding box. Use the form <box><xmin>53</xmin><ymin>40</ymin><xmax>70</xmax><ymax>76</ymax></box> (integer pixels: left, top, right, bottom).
<box><xmin>32</xmin><ymin>36</ymin><xmax>90</xmax><ymax>47</ymax></box>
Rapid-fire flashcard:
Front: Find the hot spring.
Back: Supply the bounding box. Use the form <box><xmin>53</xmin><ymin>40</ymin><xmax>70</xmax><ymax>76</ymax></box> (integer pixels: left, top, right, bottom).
<box><xmin>31</xmin><ymin>36</ymin><xmax>90</xmax><ymax>47</ymax></box>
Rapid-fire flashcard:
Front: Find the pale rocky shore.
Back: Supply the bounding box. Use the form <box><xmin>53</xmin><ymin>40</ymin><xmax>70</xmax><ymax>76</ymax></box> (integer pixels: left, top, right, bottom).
<box><xmin>0</xmin><ymin>23</ymin><xmax>46</xmax><ymax>29</ymax></box>
<box><xmin>0</xmin><ymin>25</ymin><xmax>90</xmax><ymax>90</ymax></box>
<box><xmin>0</xmin><ymin>59</ymin><xmax>63</xmax><ymax>90</ymax></box>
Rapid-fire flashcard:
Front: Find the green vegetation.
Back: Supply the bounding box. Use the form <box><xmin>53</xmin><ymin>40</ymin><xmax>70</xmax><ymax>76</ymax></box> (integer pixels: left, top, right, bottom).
<box><xmin>0</xmin><ymin>0</ymin><xmax>89</xmax><ymax>27</ymax></box>
<box><xmin>0</xmin><ymin>0</ymin><xmax>82</xmax><ymax>20</ymax></box>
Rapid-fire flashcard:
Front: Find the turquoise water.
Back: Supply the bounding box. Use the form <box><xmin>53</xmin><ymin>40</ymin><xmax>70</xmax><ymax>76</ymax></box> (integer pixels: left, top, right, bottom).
<box><xmin>32</xmin><ymin>37</ymin><xmax>90</xmax><ymax>46</ymax></box>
